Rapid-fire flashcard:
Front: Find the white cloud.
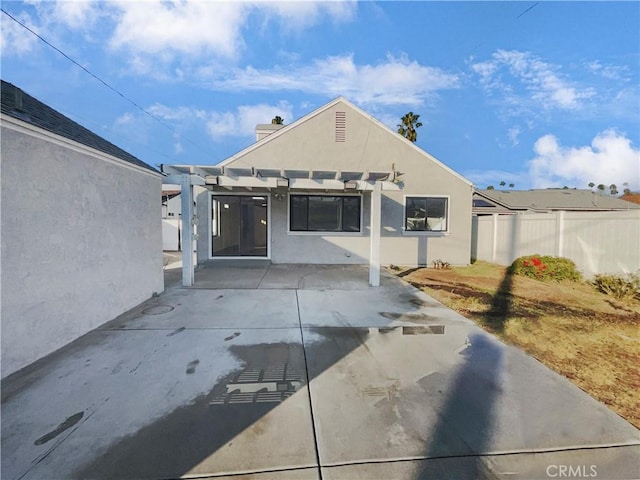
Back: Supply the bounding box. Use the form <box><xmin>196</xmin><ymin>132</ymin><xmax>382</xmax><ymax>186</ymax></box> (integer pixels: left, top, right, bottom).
<box><xmin>508</xmin><ymin>127</ymin><xmax>520</xmax><ymax>146</ymax></box>
<box><xmin>213</xmin><ymin>53</ymin><xmax>459</xmax><ymax>107</ymax></box>
<box><xmin>206</xmin><ymin>112</ymin><xmax>238</xmax><ymax>138</ymax></box>
<box><xmin>528</xmin><ymin>130</ymin><xmax>640</xmax><ymax>190</ymax></box>
<box><xmin>107</xmin><ymin>0</ymin><xmax>356</xmax><ymax>62</ymax></box>
<box><xmin>49</xmin><ymin>0</ymin><xmax>101</xmax><ymax>29</ymax></box>
<box><xmin>375</xmin><ymin>112</ymin><xmax>404</xmax><ymax>132</ymax></box>
<box><xmin>121</xmin><ymin>101</ymin><xmax>294</xmax><ymax>143</ymax></box>
<box><xmin>472</xmin><ymin>50</ymin><xmax>595</xmax><ymax>111</ymax></box>
<box><xmin>586</xmin><ymin>61</ymin><xmax>630</xmax><ymax>81</ymax></box>
<box><xmin>5</xmin><ymin>0</ymin><xmax>358</xmax><ymax>65</ymax></box>
<box><xmin>109</xmin><ymin>1</ymin><xmax>250</xmax><ymax>59</ymax></box>
<box><xmin>0</xmin><ymin>11</ymin><xmax>39</xmax><ymax>55</ymax></box>
<box><xmin>257</xmin><ymin>0</ymin><xmax>356</xmax><ymax>31</ymax></box>
<box><xmin>147</xmin><ymin>104</ymin><xmax>207</xmax><ymax>121</ymax></box>
<box><xmin>173</xmin><ymin>132</ymin><xmax>184</xmax><ymax>155</ymax></box>
<box><xmin>206</xmin><ymin>101</ymin><xmax>294</xmax><ymax>140</ymax></box>
<box><xmin>114</xmin><ymin>112</ymin><xmax>134</xmax><ymax>126</ymax></box>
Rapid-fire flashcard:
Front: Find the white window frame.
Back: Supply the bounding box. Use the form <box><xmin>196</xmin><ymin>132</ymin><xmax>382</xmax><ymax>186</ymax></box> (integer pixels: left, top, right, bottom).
<box><xmin>287</xmin><ymin>192</ymin><xmax>364</xmax><ymax>236</ymax></box>
<box><xmin>208</xmin><ymin>191</ymin><xmax>271</xmax><ymax>260</ymax></box>
<box><xmin>402</xmin><ymin>195</ymin><xmax>450</xmax><ymax>236</ymax></box>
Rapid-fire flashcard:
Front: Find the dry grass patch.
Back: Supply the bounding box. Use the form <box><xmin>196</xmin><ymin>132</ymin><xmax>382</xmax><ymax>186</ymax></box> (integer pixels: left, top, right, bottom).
<box><xmin>398</xmin><ymin>261</ymin><xmax>640</xmax><ymax>428</ymax></box>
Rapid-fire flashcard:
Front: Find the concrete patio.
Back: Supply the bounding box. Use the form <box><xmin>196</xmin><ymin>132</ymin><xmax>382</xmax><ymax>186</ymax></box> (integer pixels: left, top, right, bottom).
<box><xmin>2</xmin><ymin>264</ymin><xmax>639</xmax><ymax>479</ymax></box>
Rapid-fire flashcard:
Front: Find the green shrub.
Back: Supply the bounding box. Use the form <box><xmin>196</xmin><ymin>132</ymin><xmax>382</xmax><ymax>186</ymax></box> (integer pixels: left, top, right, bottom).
<box><xmin>592</xmin><ymin>272</ymin><xmax>640</xmax><ymax>300</ymax></box>
<box><xmin>508</xmin><ymin>255</ymin><xmax>582</xmax><ymax>282</ymax></box>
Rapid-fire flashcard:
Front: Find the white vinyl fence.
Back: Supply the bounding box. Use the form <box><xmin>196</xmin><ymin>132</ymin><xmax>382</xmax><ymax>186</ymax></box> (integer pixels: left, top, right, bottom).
<box><xmin>471</xmin><ymin>210</ymin><xmax>640</xmax><ymax>277</ymax></box>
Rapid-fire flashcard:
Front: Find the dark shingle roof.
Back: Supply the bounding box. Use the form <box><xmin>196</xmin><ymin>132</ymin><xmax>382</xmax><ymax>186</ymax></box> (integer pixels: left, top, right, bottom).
<box><xmin>474</xmin><ymin>188</ymin><xmax>640</xmax><ymax>212</ymax></box>
<box><xmin>1</xmin><ymin>80</ymin><xmax>158</xmax><ymax>174</ymax></box>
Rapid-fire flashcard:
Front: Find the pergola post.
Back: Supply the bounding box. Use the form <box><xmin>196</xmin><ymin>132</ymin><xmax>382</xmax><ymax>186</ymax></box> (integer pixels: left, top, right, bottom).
<box><xmin>179</xmin><ymin>174</ymin><xmax>194</xmax><ymax>287</ymax></box>
<box><xmin>369</xmin><ymin>181</ymin><xmax>382</xmax><ymax>287</ymax></box>
<box><xmin>162</xmin><ymin>166</ymin><xmax>397</xmax><ymax>288</ymax></box>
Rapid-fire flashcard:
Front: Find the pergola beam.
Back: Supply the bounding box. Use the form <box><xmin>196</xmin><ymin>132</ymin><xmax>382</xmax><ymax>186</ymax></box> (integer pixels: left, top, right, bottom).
<box><xmin>162</xmin><ymin>167</ymin><xmax>400</xmax><ymax>288</ymax></box>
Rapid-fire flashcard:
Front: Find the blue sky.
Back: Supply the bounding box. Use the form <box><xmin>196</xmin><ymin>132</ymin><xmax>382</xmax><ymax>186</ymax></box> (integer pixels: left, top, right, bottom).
<box><xmin>2</xmin><ymin>1</ymin><xmax>639</xmax><ymax>191</ymax></box>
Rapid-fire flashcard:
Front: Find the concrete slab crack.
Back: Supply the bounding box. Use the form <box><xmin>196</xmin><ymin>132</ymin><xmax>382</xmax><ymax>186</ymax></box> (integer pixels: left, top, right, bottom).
<box><xmin>296</xmin><ymin>289</ymin><xmax>323</xmax><ymax>479</ymax></box>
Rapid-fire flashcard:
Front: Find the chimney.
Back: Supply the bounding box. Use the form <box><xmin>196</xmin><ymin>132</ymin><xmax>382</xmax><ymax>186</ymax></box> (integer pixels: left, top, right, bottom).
<box><xmin>255</xmin><ymin>123</ymin><xmax>285</xmax><ymax>141</ymax></box>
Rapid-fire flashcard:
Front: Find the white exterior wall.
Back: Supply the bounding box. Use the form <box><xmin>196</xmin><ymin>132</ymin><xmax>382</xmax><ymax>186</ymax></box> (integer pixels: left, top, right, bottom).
<box><xmin>271</xmin><ymin>192</ymin><xmax>370</xmax><ymax>263</ymax></box>
<box><xmin>163</xmin><ymin>194</ymin><xmax>182</xmax><ymax>219</ymax></box>
<box><xmin>162</xmin><ymin>219</ymin><xmax>181</xmax><ymax>251</ymax></box>
<box><xmin>199</xmin><ymin>100</ymin><xmax>473</xmax><ymax>266</ymax></box>
<box><xmin>472</xmin><ymin>210</ymin><xmax>640</xmax><ymax>276</ymax></box>
<box><xmin>1</xmin><ymin>118</ymin><xmax>163</xmax><ymax>378</ymax></box>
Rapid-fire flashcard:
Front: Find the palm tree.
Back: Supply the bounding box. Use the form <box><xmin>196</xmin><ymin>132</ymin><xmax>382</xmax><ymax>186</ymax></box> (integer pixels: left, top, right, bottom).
<box><xmin>588</xmin><ymin>182</ymin><xmax>595</xmax><ymax>188</ymax></box>
<box><xmin>271</xmin><ymin>115</ymin><xmax>284</xmax><ymax>125</ymax></box>
<box><xmin>397</xmin><ymin>112</ymin><xmax>423</xmax><ymax>143</ymax></box>
<box><xmin>597</xmin><ymin>184</ymin><xmax>606</xmax><ymax>193</ymax></box>
<box><xmin>610</xmin><ymin>184</ymin><xmax>618</xmax><ymax>196</ymax></box>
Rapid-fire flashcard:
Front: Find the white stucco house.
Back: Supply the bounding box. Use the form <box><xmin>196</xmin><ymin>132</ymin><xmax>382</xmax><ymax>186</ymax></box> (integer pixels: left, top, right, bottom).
<box><xmin>164</xmin><ymin>98</ymin><xmax>473</xmax><ymax>285</ymax></box>
<box><xmin>1</xmin><ymin>80</ymin><xmax>163</xmax><ymax>378</ymax></box>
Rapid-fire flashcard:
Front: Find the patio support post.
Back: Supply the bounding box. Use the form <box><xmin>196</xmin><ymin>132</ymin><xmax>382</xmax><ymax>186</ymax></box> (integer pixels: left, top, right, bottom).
<box><xmin>180</xmin><ymin>174</ymin><xmax>194</xmax><ymax>287</ymax></box>
<box><xmin>369</xmin><ymin>181</ymin><xmax>382</xmax><ymax>287</ymax></box>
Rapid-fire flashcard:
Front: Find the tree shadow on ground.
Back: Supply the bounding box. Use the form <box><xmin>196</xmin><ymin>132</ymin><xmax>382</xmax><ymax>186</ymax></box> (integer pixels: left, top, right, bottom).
<box><xmin>404</xmin><ymin>269</ymin><xmax>516</xmax><ymax>334</ymax></box>
<box><xmin>416</xmin><ymin>274</ymin><xmax>640</xmax><ymax>328</ymax></box>
<box><xmin>482</xmin><ymin>269</ymin><xmax>514</xmax><ymax>333</ymax></box>
<box><xmin>416</xmin><ymin>333</ymin><xmax>503</xmax><ymax>479</ymax></box>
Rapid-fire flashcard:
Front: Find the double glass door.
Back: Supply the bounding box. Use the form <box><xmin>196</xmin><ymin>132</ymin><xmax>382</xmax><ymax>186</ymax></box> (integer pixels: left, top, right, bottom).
<box><xmin>211</xmin><ymin>195</ymin><xmax>268</xmax><ymax>257</ymax></box>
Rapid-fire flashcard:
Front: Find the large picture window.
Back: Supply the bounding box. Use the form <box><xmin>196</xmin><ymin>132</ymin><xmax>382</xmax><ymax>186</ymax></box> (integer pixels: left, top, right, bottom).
<box><xmin>405</xmin><ymin>196</ymin><xmax>448</xmax><ymax>232</ymax></box>
<box><xmin>290</xmin><ymin>195</ymin><xmax>361</xmax><ymax>232</ymax></box>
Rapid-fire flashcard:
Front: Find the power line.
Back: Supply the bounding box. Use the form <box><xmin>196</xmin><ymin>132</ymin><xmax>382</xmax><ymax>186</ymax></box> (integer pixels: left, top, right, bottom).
<box><xmin>516</xmin><ymin>2</ymin><xmax>540</xmax><ymax>20</ymax></box>
<box><xmin>1</xmin><ymin>8</ymin><xmax>213</xmax><ymax>160</ymax></box>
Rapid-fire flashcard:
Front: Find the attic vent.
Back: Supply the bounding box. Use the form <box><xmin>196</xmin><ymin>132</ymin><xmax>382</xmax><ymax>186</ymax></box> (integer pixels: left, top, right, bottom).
<box><xmin>335</xmin><ymin>111</ymin><xmax>346</xmax><ymax>142</ymax></box>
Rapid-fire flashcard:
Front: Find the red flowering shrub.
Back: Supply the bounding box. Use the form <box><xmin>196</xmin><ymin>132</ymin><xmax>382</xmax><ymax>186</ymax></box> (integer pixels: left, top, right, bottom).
<box><xmin>508</xmin><ymin>255</ymin><xmax>581</xmax><ymax>282</ymax></box>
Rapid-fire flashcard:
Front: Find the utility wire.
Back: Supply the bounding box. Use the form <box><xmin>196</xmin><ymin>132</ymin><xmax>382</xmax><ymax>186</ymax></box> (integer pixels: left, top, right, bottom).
<box><xmin>516</xmin><ymin>2</ymin><xmax>539</xmax><ymax>20</ymax></box>
<box><xmin>1</xmin><ymin>8</ymin><xmax>212</xmax><ymax>160</ymax></box>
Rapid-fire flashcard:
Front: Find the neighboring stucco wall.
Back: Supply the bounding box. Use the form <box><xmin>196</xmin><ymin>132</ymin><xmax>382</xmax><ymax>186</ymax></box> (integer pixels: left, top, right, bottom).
<box><xmin>1</xmin><ymin>119</ymin><xmax>163</xmax><ymax>378</ymax></box>
<box><xmin>163</xmin><ymin>193</ymin><xmax>182</xmax><ymax>219</ymax></box>
<box><xmin>199</xmin><ymin>100</ymin><xmax>472</xmax><ymax>266</ymax></box>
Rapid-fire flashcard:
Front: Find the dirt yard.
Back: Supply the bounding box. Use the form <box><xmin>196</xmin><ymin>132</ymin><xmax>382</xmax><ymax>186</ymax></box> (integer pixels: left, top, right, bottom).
<box><xmin>396</xmin><ymin>262</ymin><xmax>640</xmax><ymax>428</ymax></box>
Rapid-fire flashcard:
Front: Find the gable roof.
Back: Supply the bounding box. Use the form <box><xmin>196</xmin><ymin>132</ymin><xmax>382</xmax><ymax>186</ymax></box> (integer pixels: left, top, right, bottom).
<box><xmin>474</xmin><ymin>188</ymin><xmax>640</xmax><ymax>213</ymax></box>
<box><xmin>1</xmin><ymin>80</ymin><xmax>157</xmax><ymax>173</ymax></box>
<box><xmin>218</xmin><ymin>96</ymin><xmax>472</xmax><ymax>187</ymax></box>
